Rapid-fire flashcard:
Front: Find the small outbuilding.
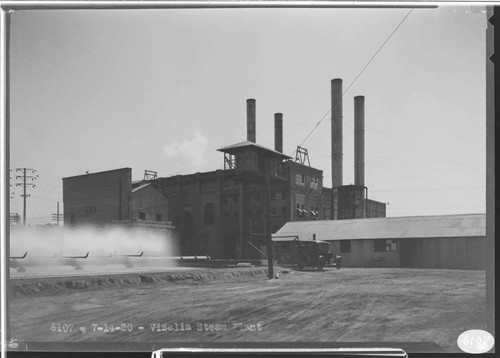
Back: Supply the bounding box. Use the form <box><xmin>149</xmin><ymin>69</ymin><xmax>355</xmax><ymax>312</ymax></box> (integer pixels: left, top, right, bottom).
<box><xmin>272</xmin><ymin>213</ymin><xmax>485</xmax><ymax>270</ymax></box>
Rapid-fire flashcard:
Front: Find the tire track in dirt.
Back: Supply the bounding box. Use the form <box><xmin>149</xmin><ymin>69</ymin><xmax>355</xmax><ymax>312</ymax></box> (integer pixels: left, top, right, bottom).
<box><xmin>9</xmin><ymin>268</ymin><xmax>486</xmax><ymax>350</ymax></box>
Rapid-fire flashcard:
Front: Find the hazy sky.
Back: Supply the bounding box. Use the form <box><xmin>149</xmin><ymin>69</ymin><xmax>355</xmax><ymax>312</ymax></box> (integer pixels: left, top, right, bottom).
<box><xmin>8</xmin><ymin>5</ymin><xmax>487</xmax><ymax>225</ymax></box>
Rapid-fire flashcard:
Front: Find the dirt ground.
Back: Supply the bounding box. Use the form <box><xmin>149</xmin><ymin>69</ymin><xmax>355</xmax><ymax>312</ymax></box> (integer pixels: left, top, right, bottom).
<box><xmin>9</xmin><ymin>266</ymin><xmax>486</xmax><ymax>353</ymax></box>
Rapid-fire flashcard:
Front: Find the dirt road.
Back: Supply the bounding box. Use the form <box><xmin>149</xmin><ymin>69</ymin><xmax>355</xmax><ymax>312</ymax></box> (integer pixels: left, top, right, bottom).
<box><xmin>9</xmin><ymin>267</ymin><xmax>486</xmax><ymax>353</ymax></box>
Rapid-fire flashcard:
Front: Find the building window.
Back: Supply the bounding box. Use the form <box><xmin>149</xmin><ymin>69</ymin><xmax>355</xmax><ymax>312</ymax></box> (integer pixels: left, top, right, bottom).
<box><xmin>223</xmin><ymin>197</ymin><xmax>229</xmax><ymax>205</ymax></box>
<box><xmin>387</xmin><ymin>240</ymin><xmax>398</xmax><ymax>251</ymax></box>
<box><xmin>233</xmin><ymin>195</ymin><xmax>238</xmax><ymax>204</ymax></box>
<box><xmin>233</xmin><ymin>209</ymin><xmax>239</xmax><ymax>218</ymax></box>
<box><xmin>86</xmin><ymin>206</ymin><xmax>97</xmax><ymax>213</ymax></box>
<box><xmin>138</xmin><ymin>212</ymin><xmax>146</xmax><ymax>221</ymax></box>
<box><xmin>204</xmin><ymin>202</ymin><xmax>214</xmax><ymax>225</ymax></box>
<box><xmin>296</xmin><ymin>203</ymin><xmax>307</xmax><ymax>216</ymax></box>
<box><xmin>311</xmin><ymin>177</ymin><xmax>320</xmax><ymax>189</ymax></box>
<box><xmin>155</xmin><ymin>213</ymin><xmax>163</xmax><ymax>222</ymax></box>
<box><xmin>340</xmin><ymin>240</ymin><xmax>351</xmax><ymax>253</ymax></box>
<box><xmin>374</xmin><ymin>239</ymin><xmax>398</xmax><ymax>252</ymax></box>
<box><xmin>296</xmin><ymin>173</ymin><xmax>305</xmax><ymax>186</ymax></box>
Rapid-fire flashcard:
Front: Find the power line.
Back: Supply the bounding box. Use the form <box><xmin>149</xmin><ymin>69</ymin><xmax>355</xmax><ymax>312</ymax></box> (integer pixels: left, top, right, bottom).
<box><xmin>371</xmin><ymin>186</ymin><xmax>485</xmax><ymax>193</ymax></box>
<box><xmin>343</xmin><ymin>9</ymin><xmax>414</xmax><ymax>95</ymax></box>
<box><xmin>52</xmin><ymin>202</ymin><xmax>63</xmax><ymax>226</ymax></box>
<box><xmin>292</xmin><ymin>9</ymin><xmax>413</xmax><ymax>156</ymax></box>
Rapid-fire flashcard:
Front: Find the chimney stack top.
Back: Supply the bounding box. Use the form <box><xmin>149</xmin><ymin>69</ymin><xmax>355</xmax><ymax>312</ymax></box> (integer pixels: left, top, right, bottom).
<box><xmin>247</xmin><ymin>98</ymin><xmax>256</xmax><ymax>143</ymax></box>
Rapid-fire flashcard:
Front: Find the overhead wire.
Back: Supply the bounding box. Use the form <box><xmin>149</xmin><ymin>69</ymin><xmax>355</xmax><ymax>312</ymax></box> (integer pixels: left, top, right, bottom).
<box><xmin>291</xmin><ymin>9</ymin><xmax>414</xmax><ymax>157</ymax></box>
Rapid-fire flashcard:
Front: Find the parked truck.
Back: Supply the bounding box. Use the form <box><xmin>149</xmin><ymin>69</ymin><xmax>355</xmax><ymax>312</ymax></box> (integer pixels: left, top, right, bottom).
<box><xmin>272</xmin><ymin>236</ymin><xmax>340</xmax><ymax>271</ymax></box>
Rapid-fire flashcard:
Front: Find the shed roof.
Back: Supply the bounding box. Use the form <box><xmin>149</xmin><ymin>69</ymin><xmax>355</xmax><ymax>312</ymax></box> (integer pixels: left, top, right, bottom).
<box><xmin>217</xmin><ymin>140</ymin><xmax>291</xmax><ymax>159</ymax></box>
<box><xmin>273</xmin><ymin>213</ymin><xmax>486</xmax><ymax>241</ymax></box>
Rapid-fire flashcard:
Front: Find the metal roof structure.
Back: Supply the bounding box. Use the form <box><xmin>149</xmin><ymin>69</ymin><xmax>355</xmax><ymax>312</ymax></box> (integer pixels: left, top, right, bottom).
<box><xmin>131</xmin><ymin>182</ymin><xmax>168</xmax><ymax>199</ymax></box>
<box><xmin>217</xmin><ymin>140</ymin><xmax>291</xmax><ymax>159</ymax></box>
<box><xmin>131</xmin><ymin>183</ymin><xmax>152</xmax><ymax>193</ymax></box>
<box><xmin>273</xmin><ymin>213</ymin><xmax>486</xmax><ymax>241</ymax></box>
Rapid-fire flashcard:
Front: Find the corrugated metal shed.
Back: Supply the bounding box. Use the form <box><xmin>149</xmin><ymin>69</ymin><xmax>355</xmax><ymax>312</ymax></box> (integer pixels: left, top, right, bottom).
<box><xmin>273</xmin><ymin>213</ymin><xmax>486</xmax><ymax>241</ymax></box>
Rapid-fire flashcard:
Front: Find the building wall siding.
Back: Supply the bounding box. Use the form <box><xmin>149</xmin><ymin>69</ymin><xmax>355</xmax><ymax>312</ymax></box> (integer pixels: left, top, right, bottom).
<box><xmin>329</xmin><ymin>239</ymin><xmax>399</xmax><ymax>268</ymax></box>
<box><xmin>421</xmin><ymin>237</ymin><xmax>485</xmax><ymax>270</ymax></box>
<box><xmin>331</xmin><ymin>236</ymin><xmax>485</xmax><ymax>270</ymax></box>
<box><xmin>63</xmin><ymin>168</ymin><xmax>132</xmax><ymax>226</ymax></box>
<box><xmin>287</xmin><ymin>161</ymin><xmax>326</xmax><ymax>221</ymax></box>
<box><xmin>366</xmin><ymin>199</ymin><xmax>386</xmax><ymax>218</ymax></box>
<box><xmin>131</xmin><ymin>185</ymin><xmax>169</xmax><ymax>223</ymax></box>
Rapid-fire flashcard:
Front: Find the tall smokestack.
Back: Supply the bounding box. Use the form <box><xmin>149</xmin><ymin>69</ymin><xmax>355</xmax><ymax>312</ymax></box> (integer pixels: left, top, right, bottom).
<box><xmin>331</xmin><ymin>79</ymin><xmax>343</xmax><ymax>188</ymax></box>
<box><xmin>247</xmin><ymin>99</ymin><xmax>256</xmax><ymax>143</ymax></box>
<box><xmin>354</xmin><ymin>96</ymin><xmax>365</xmax><ymax>187</ymax></box>
<box><xmin>274</xmin><ymin>113</ymin><xmax>283</xmax><ymax>153</ymax></box>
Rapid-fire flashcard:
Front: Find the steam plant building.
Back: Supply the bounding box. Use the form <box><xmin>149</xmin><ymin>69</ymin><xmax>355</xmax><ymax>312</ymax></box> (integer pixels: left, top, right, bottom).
<box><xmin>63</xmin><ymin>78</ymin><xmax>388</xmax><ymax>259</ymax></box>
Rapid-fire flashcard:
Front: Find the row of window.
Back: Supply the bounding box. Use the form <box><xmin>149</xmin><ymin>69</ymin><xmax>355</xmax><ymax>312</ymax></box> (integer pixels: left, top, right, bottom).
<box><xmin>296</xmin><ymin>204</ymin><xmax>320</xmax><ymax>217</ymax></box>
<box><xmin>339</xmin><ymin>239</ymin><xmax>398</xmax><ymax>253</ymax></box>
<box><xmin>138</xmin><ymin>212</ymin><xmax>163</xmax><ymax>222</ymax></box>
<box><xmin>295</xmin><ymin>174</ymin><xmax>321</xmax><ymax>188</ymax></box>
<box><xmin>208</xmin><ymin>191</ymin><xmax>290</xmax><ymax>212</ymax></box>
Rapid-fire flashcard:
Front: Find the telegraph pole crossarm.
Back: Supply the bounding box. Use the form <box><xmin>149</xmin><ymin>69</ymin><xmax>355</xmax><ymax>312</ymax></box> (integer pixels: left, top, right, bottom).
<box><xmin>15</xmin><ymin>168</ymin><xmax>38</xmax><ymax>226</ymax></box>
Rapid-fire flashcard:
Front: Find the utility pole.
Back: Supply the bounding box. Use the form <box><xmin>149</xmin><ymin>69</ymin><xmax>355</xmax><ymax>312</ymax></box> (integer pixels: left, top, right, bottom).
<box><xmin>264</xmin><ymin>175</ymin><xmax>274</xmax><ymax>279</ymax></box>
<box><xmin>52</xmin><ymin>201</ymin><xmax>63</xmax><ymax>225</ymax></box>
<box><xmin>15</xmin><ymin>168</ymin><xmax>38</xmax><ymax>226</ymax></box>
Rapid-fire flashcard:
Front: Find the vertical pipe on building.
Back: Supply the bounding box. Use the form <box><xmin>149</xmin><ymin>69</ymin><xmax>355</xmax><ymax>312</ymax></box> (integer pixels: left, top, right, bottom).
<box><xmin>354</xmin><ymin>96</ymin><xmax>365</xmax><ymax>187</ymax></box>
<box><xmin>247</xmin><ymin>99</ymin><xmax>256</xmax><ymax>143</ymax></box>
<box><xmin>331</xmin><ymin>79</ymin><xmax>343</xmax><ymax>188</ymax></box>
<box><xmin>274</xmin><ymin>113</ymin><xmax>283</xmax><ymax>153</ymax></box>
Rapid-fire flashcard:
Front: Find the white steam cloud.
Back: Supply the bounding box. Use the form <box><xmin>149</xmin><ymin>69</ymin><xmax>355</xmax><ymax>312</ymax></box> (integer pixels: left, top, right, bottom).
<box><xmin>10</xmin><ymin>226</ymin><xmax>178</xmax><ymax>258</ymax></box>
<box><xmin>164</xmin><ymin>129</ymin><xmax>209</xmax><ymax>169</ymax></box>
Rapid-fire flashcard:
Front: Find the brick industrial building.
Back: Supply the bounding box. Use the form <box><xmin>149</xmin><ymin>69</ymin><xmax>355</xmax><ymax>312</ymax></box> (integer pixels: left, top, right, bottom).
<box><xmin>63</xmin><ymin>79</ymin><xmax>387</xmax><ymax>259</ymax></box>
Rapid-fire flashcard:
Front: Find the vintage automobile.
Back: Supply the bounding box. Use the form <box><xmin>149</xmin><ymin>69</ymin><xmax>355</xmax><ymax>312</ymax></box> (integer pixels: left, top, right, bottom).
<box><xmin>272</xmin><ymin>236</ymin><xmax>339</xmax><ymax>271</ymax></box>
